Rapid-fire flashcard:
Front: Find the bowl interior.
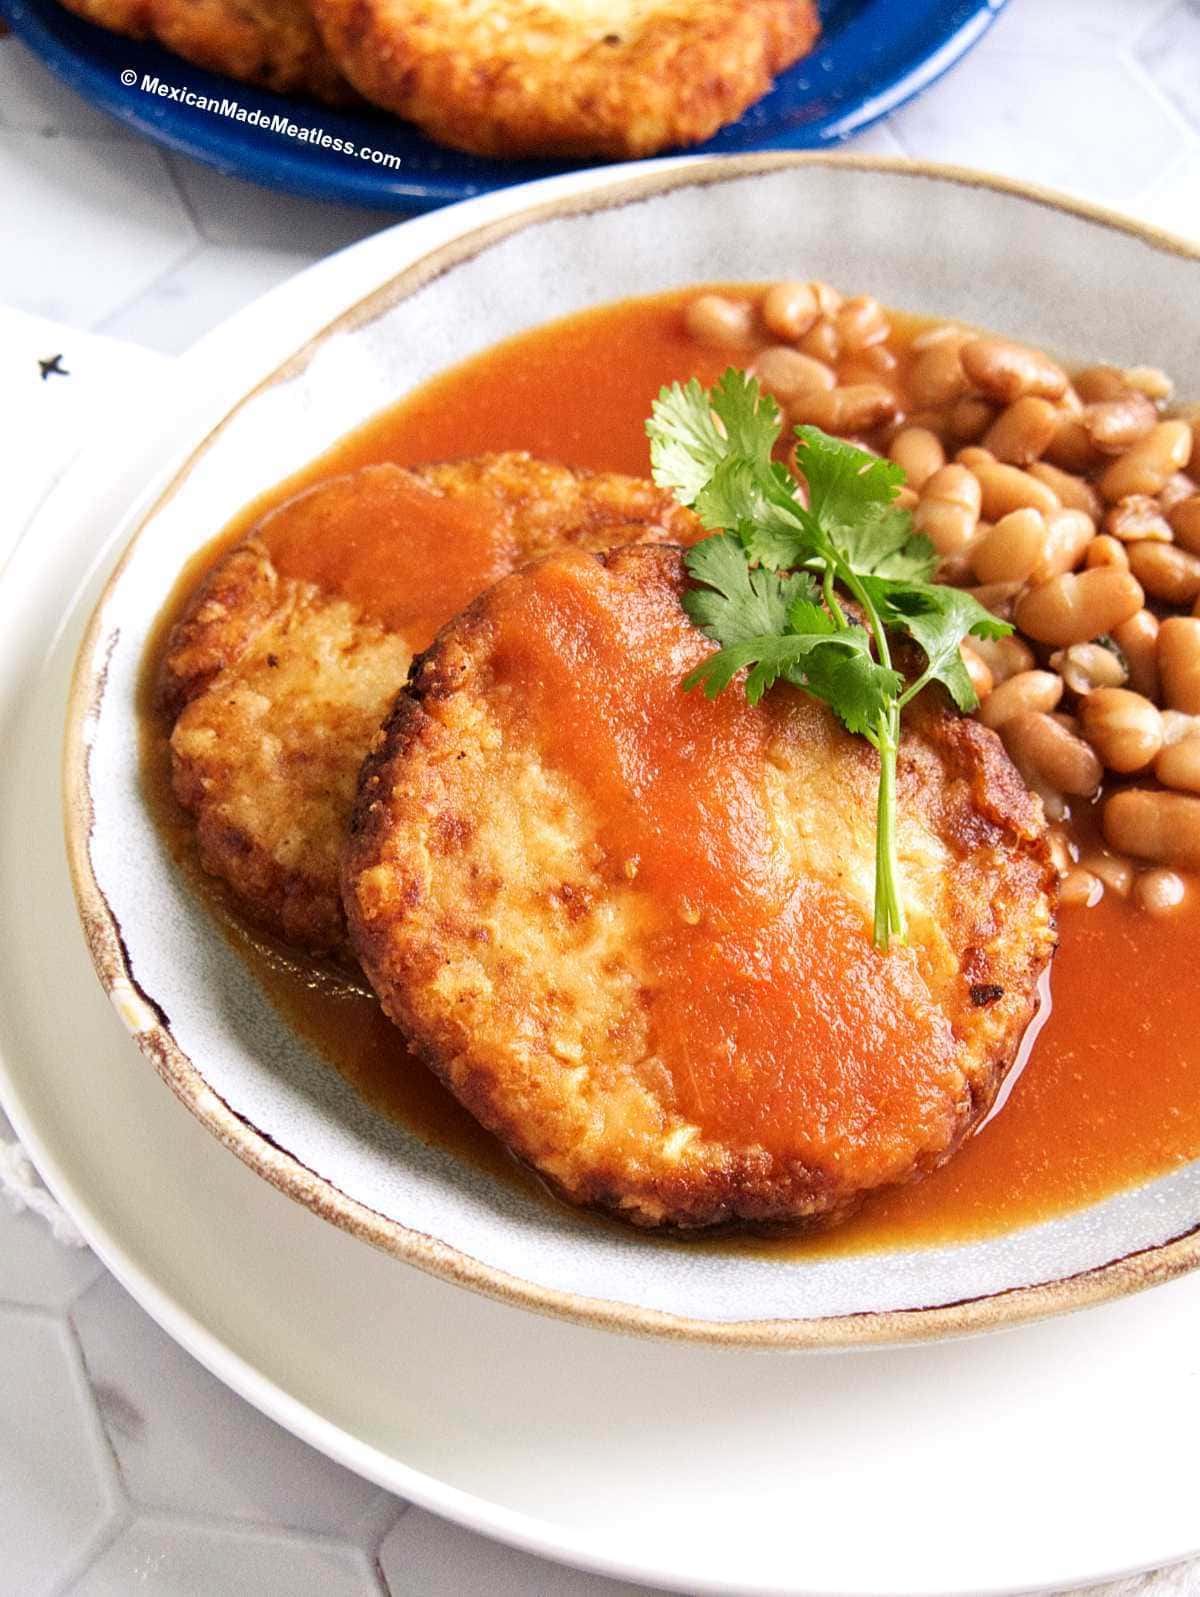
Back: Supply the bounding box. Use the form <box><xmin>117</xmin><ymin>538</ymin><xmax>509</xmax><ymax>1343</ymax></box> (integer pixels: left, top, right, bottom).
<box><xmin>69</xmin><ymin>157</ymin><xmax>1200</xmax><ymax>1342</ymax></box>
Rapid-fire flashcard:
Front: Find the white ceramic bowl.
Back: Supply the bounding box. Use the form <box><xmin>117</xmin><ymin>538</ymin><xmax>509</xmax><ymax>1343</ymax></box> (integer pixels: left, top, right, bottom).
<box><xmin>65</xmin><ymin>154</ymin><xmax>1200</xmax><ymax>1348</ymax></box>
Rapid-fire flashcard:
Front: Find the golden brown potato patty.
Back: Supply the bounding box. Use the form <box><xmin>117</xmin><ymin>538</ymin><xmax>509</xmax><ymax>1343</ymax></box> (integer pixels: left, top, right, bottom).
<box><xmin>344</xmin><ymin>544</ymin><xmax>1058</xmax><ymax>1233</ymax></box>
<box><xmin>308</xmin><ymin>0</ymin><xmax>821</xmax><ymax>158</ymax></box>
<box><xmin>160</xmin><ymin>455</ymin><xmax>698</xmax><ymax>957</ymax></box>
<box><xmin>57</xmin><ymin>0</ymin><xmax>353</xmax><ymax>104</ymax></box>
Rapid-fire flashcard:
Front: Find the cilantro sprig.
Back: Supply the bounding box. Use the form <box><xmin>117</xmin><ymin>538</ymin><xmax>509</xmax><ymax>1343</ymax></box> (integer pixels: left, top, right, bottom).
<box><xmin>646</xmin><ymin>370</ymin><xmax>1011</xmax><ymax>951</ymax></box>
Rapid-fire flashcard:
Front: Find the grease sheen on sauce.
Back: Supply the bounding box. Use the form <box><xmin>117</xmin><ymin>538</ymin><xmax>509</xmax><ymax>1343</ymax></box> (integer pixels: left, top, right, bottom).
<box><xmin>144</xmin><ymin>285</ymin><xmax>1200</xmax><ymax>1256</ymax></box>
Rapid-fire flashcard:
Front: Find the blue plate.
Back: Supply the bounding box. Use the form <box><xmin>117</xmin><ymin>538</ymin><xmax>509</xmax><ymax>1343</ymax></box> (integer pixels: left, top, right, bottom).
<box><xmin>0</xmin><ymin>0</ymin><xmax>1006</xmax><ymax>211</ymax></box>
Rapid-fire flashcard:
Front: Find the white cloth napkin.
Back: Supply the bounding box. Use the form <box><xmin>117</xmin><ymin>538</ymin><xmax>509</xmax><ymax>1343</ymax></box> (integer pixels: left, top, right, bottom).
<box><xmin>0</xmin><ymin>306</ymin><xmax>167</xmax><ymax>572</ymax></box>
<box><xmin>1</xmin><ymin>304</ymin><xmax>1195</xmax><ymax>1597</ymax></box>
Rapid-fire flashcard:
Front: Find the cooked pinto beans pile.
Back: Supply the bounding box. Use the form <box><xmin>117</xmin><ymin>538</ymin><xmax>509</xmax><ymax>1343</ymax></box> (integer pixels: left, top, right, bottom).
<box><xmin>685</xmin><ymin>282</ymin><xmax>1200</xmax><ymax>916</ymax></box>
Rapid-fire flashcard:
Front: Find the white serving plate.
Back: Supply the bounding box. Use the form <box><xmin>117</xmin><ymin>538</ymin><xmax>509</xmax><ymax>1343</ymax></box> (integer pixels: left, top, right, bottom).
<box><xmin>62</xmin><ymin>153</ymin><xmax>1200</xmax><ymax>1346</ymax></box>
<box><xmin>3</xmin><ymin>158</ymin><xmax>1200</xmax><ymax>1595</ymax></box>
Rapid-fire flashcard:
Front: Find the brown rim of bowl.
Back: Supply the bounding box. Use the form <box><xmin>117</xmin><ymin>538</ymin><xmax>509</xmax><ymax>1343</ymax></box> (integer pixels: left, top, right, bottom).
<box><xmin>62</xmin><ymin>152</ymin><xmax>1200</xmax><ymax>1351</ymax></box>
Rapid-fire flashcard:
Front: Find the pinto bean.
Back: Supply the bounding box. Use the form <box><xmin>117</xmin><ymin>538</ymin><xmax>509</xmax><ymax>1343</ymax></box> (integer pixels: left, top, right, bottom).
<box><xmin>1128</xmin><ymin>542</ymin><xmax>1200</xmax><ymax>606</ymax></box>
<box><xmin>1099</xmin><ymin>420</ymin><xmax>1194</xmax><ymax>501</ymax></box>
<box><xmin>913</xmin><ymin>464</ymin><xmax>981</xmax><ymax>556</ymax></box>
<box><xmin>960</xmin><ymin>338</ymin><xmax>1068</xmax><ymax>403</ymax></box>
<box><xmin>967</xmin><ymin>633</ymin><xmax>1035</xmax><ymax>684</ymax></box>
<box><xmin>1158</xmin><ymin>617</ymin><xmax>1200</xmax><ymax>713</ymax></box>
<box><xmin>977</xmin><ymin>670</ymin><xmax>1063</xmax><ymax>730</ymax></box>
<box><xmin>983</xmin><ymin>396</ymin><xmax>1059</xmax><ymax>465</ymax></box>
<box><xmin>1112</xmin><ymin>610</ymin><xmax>1160</xmax><ymax>701</ymax></box>
<box><xmin>964</xmin><ymin>452</ymin><xmax>1062</xmax><ymax>521</ymax></box>
<box><xmin>837</xmin><ymin>295</ymin><xmax>889</xmax><ymax>352</ymax></box>
<box><xmin>792</xmin><ymin>382</ymin><xmax>899</xmax><ymax>435</ymax></box>
<box><xmin>1029</xmin><ymin>461</ymin><xmax>1102</xmax><ymax>519</ymax></box>
<box><xmin>887</xmin><ymin>426</ymin><xmax>945</xmax><ymax>490</ymax></box>
<box><xmin>909</xmin><ymin>335</ymin><xmax>971</xmax><ymax>408</ymax></box>
<box><xmin>1031</xmin><ymin>508</ymin><xmax>1096</xmax><ymax>582</ymax></box>
<box><xmin>1083</xmin><ymin>392</ymin><xmax>1158</xmax><ymax>455</ymax></box>
<box><xmin>1044</xmin><ymin>413</ymin><xmax>1102</xmax><ymax>473</ymax></box>
<box><xmin>753</xmin><ymin>346</ymin><xmax>836</xmax><ymax>404</ymax></box>
<box><xmin>761</xmin><ymin>280</ymin><xmax>820</xmax><ymax>341</ymax></box>
<box><xmin>1000</xmin><ymin>711</ymin><xmax>1102</xmax><ymax>796</ymax></box>
<box><xmin>1134</xmin><ymin>869</ymin><xmax>1187</xmax><ymax>914</ymax></box>
<box><xmin>684</xmin><ymin>294</ymin><xmax>756</xmax><ymax>349</ymax></box>
<box><xmin>1104</xmin><ymin>495</ymin><xmax>1173</xmax><ymax>543</ymax></box>
<box><xmin>1084</xmin><ymin>535</ymin><xmax>1131</xmax><ymax>571</ymax></box>
<box><xmin>1104</xmin><ymin>789</ymin><xmax>1200</xmax><ymax>870</ymax></box>
<box><xmin>1079</xmin><ymin>688</ymin><xmax>1163</xmax><ymax>773</ymax></box>
<box><xmin>970</xmin><ymin>508</ymin><xmax>1047</xmax><ymax>584</ymax></box>
<box><xmin>1155</xmin><ymin>739</ymin><xmax>1200</xmax><ymax>793</ymax></box>
<box><xmin>1014</xmin><ymin>568</ymin><xmax>1144</xmax><ymax>647</ymax></box>
<box><xmin>1052</xmin><ymin>643</ymin><xmax>1127</xmax><ymax>695</ymax></box>
<box><xmin>947</xmin><ymin>396</ymin><xmax>996</xmax><ymax>441</ymax></box>
<box><xmin>1169</xmin><ymin>495</ymin><xmax>1200</xmax><ymax>554</ymax></box>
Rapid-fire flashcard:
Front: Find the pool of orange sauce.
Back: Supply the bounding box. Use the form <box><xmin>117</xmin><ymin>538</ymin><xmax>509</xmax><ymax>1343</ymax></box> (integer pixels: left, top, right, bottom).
<box><xmin>141</xmin><ymin>285</ymin><xmax>1200</xmax><ymax>1256</ymax></box>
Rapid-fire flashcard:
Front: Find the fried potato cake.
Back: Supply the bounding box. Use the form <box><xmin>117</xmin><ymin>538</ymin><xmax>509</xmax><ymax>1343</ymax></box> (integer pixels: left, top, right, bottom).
<box><xmin>147</xmin><ymin>0</ymin><xmax>353</xmax><ymax>102</ymax></box>
<box><xmin>56</xmin><ymin>0</ymin><xmax>153</xmax><ymax>39</ymax></box>
<box><xmin>308</xmin><ymin>0</ymin><xmax>821</xmax><ymax>158</ymax></box>
<box><xmin>56</xmin><ymin>0</ymin><xmax>353</xmax><ymax>104</ymax></box>
<box><xmin>160</xmin><ymin>455</ymin><xmax>698</xmax><ymax>958</ymax></box>
<box><xmin>343</xmin><ymin>544</ymin><xmax>1058</xmax><ymax>1233</ymax></box>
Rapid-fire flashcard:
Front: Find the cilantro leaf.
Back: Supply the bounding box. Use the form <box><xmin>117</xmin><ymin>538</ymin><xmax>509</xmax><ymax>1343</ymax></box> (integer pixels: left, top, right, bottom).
<box><xmin>647</xmin><ymin>370</ymin><xmax>781</xmax><ymax>506</ymax></box>
<box><xmin>800</xmin><ymin>644</ymin><xmax>904</xmax><ymax>738</ymax></box>
<box><xmin>862</xmin><ymin>578</ymin><xmax>1012</xmax><ymax>711</ymax></box>
<box><xmin>648</xmin><ymin>371</ymin><xmax>1014</xmax><ymax>951</ymax></box>
<box><xmin>683</xmin><ymin>534</ymin><xmax>817</xmax><ymax>646</ymax></box>
<box><xmin>793</xmin><ymin>426</ymin><xmax>936</xmax><ymax>580</ymax></box>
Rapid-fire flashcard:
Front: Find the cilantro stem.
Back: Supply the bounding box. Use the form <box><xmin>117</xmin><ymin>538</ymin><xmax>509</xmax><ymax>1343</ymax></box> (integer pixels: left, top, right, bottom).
<box><xmin>821</xmin><ymin>565</ymin><xmax>848</xmax><ymax>631</ymax></box>
<box><xmin>835</xmin><ymin>564</ymin><xmax>907</xmax><ymax>950</ymax></box>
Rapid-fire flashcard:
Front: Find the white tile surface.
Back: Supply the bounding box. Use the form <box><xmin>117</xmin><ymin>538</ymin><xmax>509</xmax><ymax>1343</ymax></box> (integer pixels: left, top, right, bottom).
<box><xmin>3</xmin><ymin>2</ymin><xmax>1200</xmax><ymax>1592</ymax></box>
<box><xmin>71</xmin><ymin>1275</ymin><xmax>395</xmax><ymax>1534</ymax></box>
<box><xmin>71</xmin><ymin>1518</ymin><xmax>383</xmax><ymax>1597</ymax></box>
<box><xmin>379</xmin><ymin>1509</ymin><xmax>666</xmax><ymax>1596</ymax></box>
<box><xmin>1136</xmin><ymin>1</ymin><xmax>1200</xmax><ymax>135</ymax></box>
<box><xmin>0</xmin><ymin>36</ymin><xmax>135</xmax><ymax>136</ymax></box>
<box><xmin>889</xmin><ymin>39</ymin><xmax>1188</xmax><ymax>209</ymax></box>
<box><xmin>0</xmin><ymin>1308</ymin><xmax>122</xmax><ymax>1596</ymax></box>
<box><xmin>97</xmin><ymin>239</ymin><xmax>315</xmax><ymax>353</ymax></box>
<box><xmin>0</xmin><ymin>1200</ymin><xmax>103</xmax><ymax>1309</ymax></box>
<box><xmin>165</xmin><ymin>152</ymin><xmax>383</xmax><ymax>254</ymax></box>
<box><xmin>0</xmin><ymin>128</ymin><xmax>195</xmax><ymax>328</ymax></box>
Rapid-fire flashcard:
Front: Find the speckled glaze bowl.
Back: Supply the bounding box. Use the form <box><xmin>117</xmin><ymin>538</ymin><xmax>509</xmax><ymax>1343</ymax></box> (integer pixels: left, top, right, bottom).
<box><xmin>64</xmin><ymin>155</ymin><xmax>1200</xmax><ymax>1348</ymax></box>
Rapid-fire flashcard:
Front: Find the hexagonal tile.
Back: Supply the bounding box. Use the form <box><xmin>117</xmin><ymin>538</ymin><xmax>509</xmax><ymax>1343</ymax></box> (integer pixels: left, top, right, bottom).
<box><xmin>889</xmin><ymin>38</ymin><xmax>1185</xmax><ymax>208</ymax></box>
<box><xmin>0</xmin><ymin>1187</ymin><xmax>102</xmax><ymax>1309</ymax></box>
<box><xmin>1135</xmin><ymin>1</ymin><xmax>1200</xmax><ymax>136</ymax></box>
<box><xmin>71</xmin><ymin>1518</ymin><xmax>380</xmax><ymax>1596</ymax></box>
<box><xmin>379</xmin><ymin>1509</ymin><xmax>665</xmax><ymax>1596</ymax></box>
<box><xmin>0</xmin><ymin>130</ymin><xmax>194</xmax><ymax>327</ymax></box>
<box><xmin>72</xmin><ymin>1275</ymin><xmax>384</xmax><ymax>1532</ymax></box>
<box><xmin>0</xmin><ymin>1307</ymin><xmax>122</xmax><ymax>1597</ymax></box>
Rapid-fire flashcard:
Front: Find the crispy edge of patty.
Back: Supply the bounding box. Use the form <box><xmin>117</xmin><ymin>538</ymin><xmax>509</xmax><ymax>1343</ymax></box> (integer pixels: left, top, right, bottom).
<box><xmin>342</xmin><ymin>544</ymin><xmax>1058</xmax><ymax>1232</ymax></box>
<box><xmin>309</xmin><ymin>0</ymin><xmax>821</xmax><ymax>158</ymax></box>
<box><xmin>158</xmin><ymin>455</ymin><xmax>700</xmax><ymax>957</ymax></box>
<box><xmin>55</xmin><ymin>0</ymin><xmax>353</xmax><ymax>102</ymax></box>
<box><xmin>147</xmin><ymin>0</ymin><xmax>354</xmax><ymax>103</ymax></box>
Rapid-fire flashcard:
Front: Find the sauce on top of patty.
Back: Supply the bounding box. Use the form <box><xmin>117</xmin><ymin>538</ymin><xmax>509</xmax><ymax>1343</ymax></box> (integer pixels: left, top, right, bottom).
<box><xmin>143</xmin><ymin>284</ymin><xmax>1200</xmax><ymax>1254</ymax></box>
<box><xmin>259</xmin><ymin>467</ymin><xmax>519</xmax><ymax>649</ymax></box>
<box><xmin>485</xmin><ymin>547</ymin><xmax>964</xmax><ymax>1169</ymax></box>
